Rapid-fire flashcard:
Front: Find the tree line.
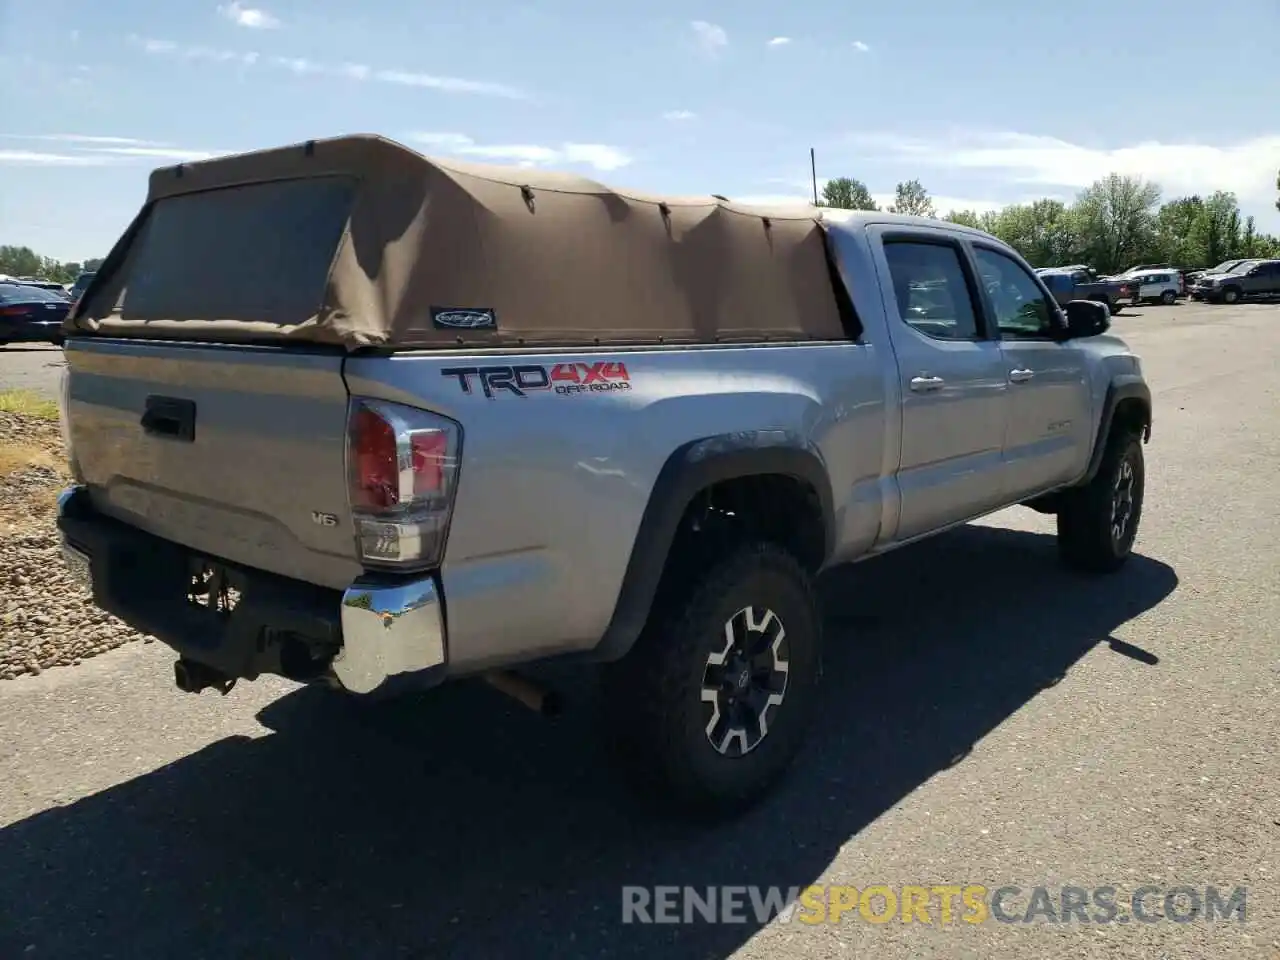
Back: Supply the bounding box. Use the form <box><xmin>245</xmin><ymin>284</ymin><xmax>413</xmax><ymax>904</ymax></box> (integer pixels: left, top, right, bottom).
<box><xmin>820</xmin><ymin>174</ymin><xmax>1280</xmax><ymax>275</ymax></box>
<box><xmin>0</xmin><ymin>246</ymin><xmax>103</xmax><ymax>283</ymax></box>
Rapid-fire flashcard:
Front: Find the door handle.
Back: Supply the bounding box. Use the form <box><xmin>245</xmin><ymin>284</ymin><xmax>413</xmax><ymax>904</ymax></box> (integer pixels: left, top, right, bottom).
<box><xmin>1008</xmin><ymin>368</ymin><xmax>1035</xmax><ymax>383</ymax></box>
<box><xmin>141</xmin><ymin>395</ymin><xmax>197</xmax><ymax>442</ymax></box>
<box><xmin>909</xmin><ymin>376</ymin><xmax>945</xmax><ymax>393</ymax></box>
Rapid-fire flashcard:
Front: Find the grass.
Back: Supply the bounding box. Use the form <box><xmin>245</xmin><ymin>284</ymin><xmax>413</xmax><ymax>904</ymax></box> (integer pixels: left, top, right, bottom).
<box><xmin>0</xmin><ymin>389</ymin><xmax>59</xmax><ymax>421</ymax></box>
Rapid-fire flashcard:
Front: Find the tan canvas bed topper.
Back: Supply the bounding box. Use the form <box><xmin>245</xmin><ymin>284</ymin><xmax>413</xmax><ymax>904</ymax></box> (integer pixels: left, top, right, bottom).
<box><xmin>66</xmin><ymin>134</ymin><xmax>852</xmax><ymax>350</ymax></box>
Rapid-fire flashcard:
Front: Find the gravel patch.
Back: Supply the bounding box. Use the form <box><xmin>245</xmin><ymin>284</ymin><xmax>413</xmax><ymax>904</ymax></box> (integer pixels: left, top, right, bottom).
<box><xmin>0</xmin><ymin>411</ymin><xmax>151</xmax><ymax>680</ymax></box>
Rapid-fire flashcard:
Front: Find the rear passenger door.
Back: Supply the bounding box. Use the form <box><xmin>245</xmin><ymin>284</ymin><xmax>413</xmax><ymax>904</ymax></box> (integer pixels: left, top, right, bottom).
<box><xmin>971</xmin><ymin>244</ymin><xmax>1092</xmax><ymax>499</ymax></box>
<box><xmin>871</xmin><ymin>226</ymin><xmax>1010</xmax><ymax>541</ymax></box>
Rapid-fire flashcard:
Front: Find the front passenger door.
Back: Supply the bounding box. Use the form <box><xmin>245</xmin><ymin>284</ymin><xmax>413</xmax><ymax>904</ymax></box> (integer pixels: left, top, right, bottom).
<box><xmin>972</xmin><ymin>245</ymin><xmax>1092</xmax><ymax>499</ymax></box>
<box><xmin>1249</xmin><ymin>261</ymin><xmax>1280</xmax><ymax>296</ymax></box>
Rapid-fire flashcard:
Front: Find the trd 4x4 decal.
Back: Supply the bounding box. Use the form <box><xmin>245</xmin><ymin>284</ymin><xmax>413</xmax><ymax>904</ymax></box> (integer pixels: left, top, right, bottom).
<box><xmin>441</xmin><ymin>361</ymin><xmax>632</xmax><ymax>399</ymax></box>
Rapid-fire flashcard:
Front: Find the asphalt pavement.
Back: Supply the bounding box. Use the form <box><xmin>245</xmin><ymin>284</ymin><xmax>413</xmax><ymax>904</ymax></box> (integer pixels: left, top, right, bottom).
<box><xmin>0</xmin><ymin>343</ymin><xmax>66</xmax><ymax>397</ymax></box>
<box><xmin>1</xmin><ymin>302</ymin><xmax>1278</xmax><ymax>959</ymax></box>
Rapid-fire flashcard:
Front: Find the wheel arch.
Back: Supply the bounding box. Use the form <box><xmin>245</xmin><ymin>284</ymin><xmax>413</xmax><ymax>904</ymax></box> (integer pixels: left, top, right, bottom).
<box><xmin>1081</xmin><ymin>378</ymin><xmax>1152</xmax><ymax>485</ymax></box>
<box><xmin>591</xmin><ymin>434</ymin><xmax>835</xmax><ymax>662</ymax></box>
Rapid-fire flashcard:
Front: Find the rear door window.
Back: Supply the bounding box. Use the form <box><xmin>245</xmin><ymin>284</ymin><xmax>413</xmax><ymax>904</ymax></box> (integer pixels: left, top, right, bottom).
<box><xmin>882</xmin><ymin>240</ymin><xmax>982</xmax><ymax>341</ymax></box>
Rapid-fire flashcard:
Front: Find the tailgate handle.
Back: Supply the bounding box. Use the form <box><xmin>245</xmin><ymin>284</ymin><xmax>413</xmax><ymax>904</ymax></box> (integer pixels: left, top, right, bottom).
<box><xmin>141</xmin><ymin>396</ymin><xmax>196</xmax><ymax>442</ymax></box>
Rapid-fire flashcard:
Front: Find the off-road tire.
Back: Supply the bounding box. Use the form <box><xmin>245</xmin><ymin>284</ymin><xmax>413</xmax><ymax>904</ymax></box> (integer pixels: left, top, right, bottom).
<box><xmin>603</xmin><ymin>542</ymin><xmax>822</xmax><ymax>818</ymax></box>
<box><xmin>1056</xmin><ymin>427</ymin><xmax>1145</xmax><ymax>574</ymax></box>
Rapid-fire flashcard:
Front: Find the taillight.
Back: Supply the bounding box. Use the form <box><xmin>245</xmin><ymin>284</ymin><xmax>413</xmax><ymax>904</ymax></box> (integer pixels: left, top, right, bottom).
<box><xmin>0</xmin><ymin>306</ymin><xmax>27</xmax><ymax>316</ymax></box>
<box><xmin>345</xmin><ymin>398</ymin><xmax>461</xmax><ymax>569</ymax></box>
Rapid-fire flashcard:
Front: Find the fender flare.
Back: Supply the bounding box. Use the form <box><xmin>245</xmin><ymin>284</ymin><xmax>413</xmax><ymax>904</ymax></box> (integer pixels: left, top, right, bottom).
<box><xmin>590</xmin><ymin>434</ymin><xmax>835</xmax><ymax>662</ymax></box>
<box><xmin>1081</xmin><ymin>377</ymin><xmax>1152</xmax><ymax>485</ymax></box>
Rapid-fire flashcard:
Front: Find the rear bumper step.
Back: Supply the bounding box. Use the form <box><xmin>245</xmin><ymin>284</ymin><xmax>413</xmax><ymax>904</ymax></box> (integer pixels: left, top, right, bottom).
<box><xmin>55</xmin><ymin>485</ymin><xmax>447</xmax><ymax>696</ymax></box>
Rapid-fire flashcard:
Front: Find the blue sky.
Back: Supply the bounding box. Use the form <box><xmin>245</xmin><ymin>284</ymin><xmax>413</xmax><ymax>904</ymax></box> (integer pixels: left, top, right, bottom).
<box><xmin>3</xmin><ymin>0</ymin><xmax>1278</xmax><ymax>262</ymax></box>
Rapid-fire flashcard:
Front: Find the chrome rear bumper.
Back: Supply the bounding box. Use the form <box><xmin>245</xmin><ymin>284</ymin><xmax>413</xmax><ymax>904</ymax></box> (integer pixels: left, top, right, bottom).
<box><xmin>335</xmin><ymin>577</ymin><xmax>447</xmax><ymax>694</ymax></box>
<box><xmin>56</xmin><ymin>484</ymin><xmax>447</xmax><ymax>696</ymax></box>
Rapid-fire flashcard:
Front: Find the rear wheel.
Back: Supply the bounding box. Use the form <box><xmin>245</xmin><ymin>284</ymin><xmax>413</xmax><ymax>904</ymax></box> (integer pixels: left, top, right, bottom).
<box><xmin>1056</xmin><ymin>428</ymin><xmax>1145</xmax><ymax>574</ymax></box>
<box><xmin>1160</xmin><ymin>289</ymin><xmax>1176</xmax><ymax>305</ymax></box>
<box><xmin>603</xmin><ymin>542</ymin><xmax>822</xmax><ymax>817</ymax></box>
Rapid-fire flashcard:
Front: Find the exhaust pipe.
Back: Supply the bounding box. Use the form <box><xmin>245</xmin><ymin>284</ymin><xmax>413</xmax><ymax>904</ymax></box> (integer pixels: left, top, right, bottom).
<box><xmin>174</xmin><ymin>658</ymin><xmax>236</xmax><ymax>695</ymax></box>
<box><xmin>483</xmin><ymin>670</ymin><xmax>563</xmax><ymax>718</ymax></box>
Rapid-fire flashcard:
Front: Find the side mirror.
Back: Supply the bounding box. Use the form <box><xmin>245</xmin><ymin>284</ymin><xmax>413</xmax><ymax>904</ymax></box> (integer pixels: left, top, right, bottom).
<box><xmin>1061</xmin><ymin>299</ymin><xmax>1110</xmax><ymax>339</ymax></box>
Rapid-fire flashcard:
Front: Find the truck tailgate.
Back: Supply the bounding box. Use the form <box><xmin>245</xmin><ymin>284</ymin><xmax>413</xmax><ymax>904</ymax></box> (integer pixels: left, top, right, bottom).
<box><xmin>64</xmin><ymin>338</ymin><xmax>362</xmax><ymax>590</ymax></box>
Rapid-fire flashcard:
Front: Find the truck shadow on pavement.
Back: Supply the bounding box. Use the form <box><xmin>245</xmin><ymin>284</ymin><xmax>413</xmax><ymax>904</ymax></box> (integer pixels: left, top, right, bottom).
<box><xmin>0</xmin><ymin>523</ymin><xmax>1177</xmax><ymax>960</ymax></box>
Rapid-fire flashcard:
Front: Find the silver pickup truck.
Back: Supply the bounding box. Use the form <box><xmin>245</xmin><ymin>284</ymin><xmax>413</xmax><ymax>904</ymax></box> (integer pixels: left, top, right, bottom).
<box><xmin>55</xmin><ymin>136</ymin><xmax>1152</xmax><ymax>817</ymax></box>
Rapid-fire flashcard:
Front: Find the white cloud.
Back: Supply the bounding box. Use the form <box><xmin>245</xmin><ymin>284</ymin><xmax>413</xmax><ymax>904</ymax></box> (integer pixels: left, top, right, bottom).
<box><xmin>691</xmin><ymin>21</ymin><xmax>728</xmax><ymax>55</ymax></box>
<box><xmin>86</xmin><ymin>146</ymin><xmax>228</xmax><ymax>161</ymax></box>
<box><xmin>729</xmin><ymin>184</ymin><xmax>1006</xmax><ymax>216</ymax></box>
<box><xmin>131</xmin><ymin>36</ymin><xmax>528</xmax><ymax>99</ymax></box>
<box><xmin>411</xmin><ymin>132</ymin><xmax>476</xmax><ymax>149</ymax></box>
<box><xmin>847</xmin><ymin>129</ymin><xmax>1280</xmax><ymax>216</ymax></box>
<box><xmin>272</xmin><ymin>56</ymin><xmax>318</xmax><ymax>74</ymax></box>
<box><xmin>3</xmin><ymin>134</ymin><xmax>164</xmax><ymax>146</ymax></box>
<box><xmin>0</xmin><ymin>134</ymin><xmax>233</xmax><ymax>166</ymax></box>
<box><xmin>767</xmin><ymin>37</ymin><xmax>792</xmax><ymax>46</ymax></box>
<box><xmin>0</xmin><ymin>149</ymin><xmax>114</xmax><ymax>167</ymax></box>
<box><xmin>373</xmin><ymin>69</ymin><xmax>527</xmax><ymax>99</ymax></box>
<box><xmin>727</xmin><ymin>194</ymin><xmax>816</xmax><ymax>207</ymax></box>
<box><xmin>218</xmin><ymin>1</ymin><xmax>280</xmax><ymax>29</ymax></box>
<box><xmin>852</xmin><ymin>40</ymin><xmax>870</xmax><ymax>52</ymax></box>
<box><xmin>663</xmin><ymin>110</ymin><xmax>696</xmax><ymax>121</ymax></box>
<box><xmin>408</xmin><ymin>132</ymin><xmax>632</xmax><ymax>172</ymax></box>
<box><xmin>131</xmin><ymin>36</ymin><xmax>258</xmax><ymax>65</ymax></box>
<box><xmin>873</xmin><ymin>194</ymin><xmax>1007</xmax><ymax>215</ymax></box>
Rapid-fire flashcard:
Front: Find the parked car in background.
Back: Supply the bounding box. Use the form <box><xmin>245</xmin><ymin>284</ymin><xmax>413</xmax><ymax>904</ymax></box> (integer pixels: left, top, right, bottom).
<box><xmin>11</xmin><ymin>278</ymin><xmax>71</xmax><ymax>298</ymax></box>
<box><xmin>1185</xmin><ymin>259</ymin><xmax>1251</xmax><ymax>297</ymax></box>
<box><xmin>1037</xmin><ymin>268</ymin><xmax>1131</xmax><ymax>314</ymax></box>
<box><xmin>1125</xmin><ymin>269</ymin><xmax>1182</xmax><ymax>305</ymax></box>
<box><xmin>1201</xmin><ymin>259</ymin><xmax>1247</xmax><ymax>276</ymax></box>
<box><xmin>0</xmin><ymin>281</ymin><xmax>71</xmax><ymax>345</ymax></box>
<box><xmin>1106</xmin><ymin>264</ymin><xmax>1195</xmax><ymax>296</ymax></box>
<box><xmin>68</xmin><ymin>270</ymin><xmax>97</xmax><ymax>304</ymax></box>
<box><xmin>1189</xmin><ymin>259</ymin><xmax>1280</xmax><ymax>303</ymax></box>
